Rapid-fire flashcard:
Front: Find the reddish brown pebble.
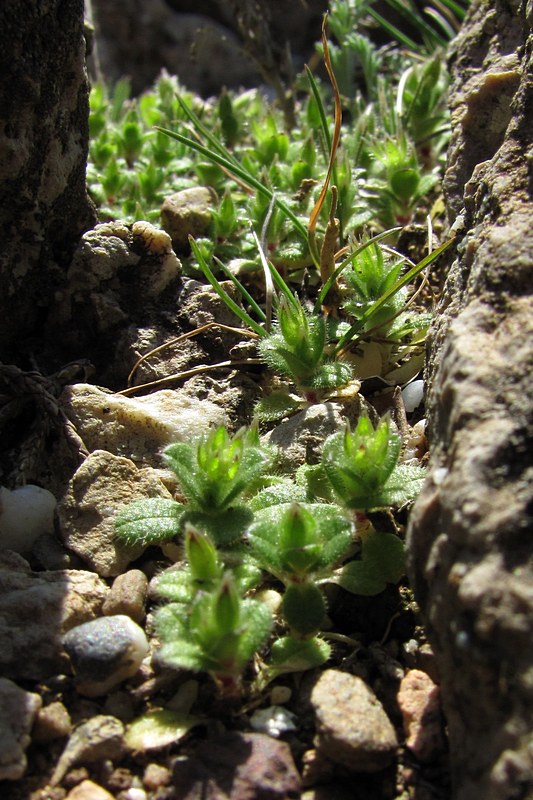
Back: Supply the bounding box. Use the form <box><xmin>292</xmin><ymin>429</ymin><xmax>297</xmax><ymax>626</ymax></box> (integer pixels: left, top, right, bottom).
<box><xmin>397</xmin><ymin>669</ymin><xmax>445</xmax><ymax>763</ymax></box>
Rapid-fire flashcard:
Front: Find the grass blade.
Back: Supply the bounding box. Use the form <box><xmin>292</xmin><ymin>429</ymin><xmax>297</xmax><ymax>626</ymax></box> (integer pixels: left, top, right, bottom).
<box><xmin>155</xmin><ymin>127</ymin><xmax>308</xmax><ymax>241</ymax></box>
<box><xmin>314</xmin><ymin>227</ymin><xmax>402</xmax><ymax>313</ymax></box>
<box><xmin>334</xmin><ymin>237</ymin><xmax>455</xmax><ymax>354</ymax></box>
<box><xmin>307</xmin><ymin>14</ymin><xmax>343</xmax><ymax>265</ymax></box>
<box><xmin>214</xmin><ymin>257</ymin><xmax>267</xmax><ymax>323</ymax></box>
<box><xmin>189</xmin><ymin>237</ymin><xmax>266</xmax><ymax>338</ymax></box>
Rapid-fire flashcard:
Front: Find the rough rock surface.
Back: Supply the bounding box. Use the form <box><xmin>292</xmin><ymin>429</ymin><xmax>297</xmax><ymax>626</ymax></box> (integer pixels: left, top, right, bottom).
<box><xmin>51</xmin><ymin>221</ymin><xmax>181</xmax><ymax>363</ymax></box>
<box><xmin>310</xmin><ymin>669</ymin><xmax>398</xmax><ymax>773</ymax></box>
<box><xmin>171</xmin><ymin>730</ymin><xmax>301</xmax><ymax>799</ymax></box>
<box><xmin>89</xmin><ymin>1</ymin><xmax>259</xmax><ymax>95</ymax></box>
<box><xmin>0</xmin><ymin>0</ymin><xmax>96</xmax><ymax>361</ymax></box>
<box><xmin>0</xmin><ymin>561</ymin><xmax>108</xmax><ymax>680</ymax></box>
<box><xmin>0</xmin><ymin>678</ymin><xmax>42</xmax><ymax>780</ymax></box>
<box><xmin>407</xmin><ymin>2</ymin><xmax>533</xmax><ymax>799</ymax></box>
<box><xmin>60</xmin><ymin>383</ymin><xmax>227</xmax><ymax>464</ymax></box>
<box><xmin>58</xmin><ymin>449</ymin><xmax>173</xmax><ymax>576</ymax></box>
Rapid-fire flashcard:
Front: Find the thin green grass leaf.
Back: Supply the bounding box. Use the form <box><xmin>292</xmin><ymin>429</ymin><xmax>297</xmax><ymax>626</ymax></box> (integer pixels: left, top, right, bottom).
<box><xmin>438</xmin><ymin>0</ymin><xmax>469</xmax><ymax>19</ymax></box>
<box><xmin>424</xmin><ymin>8</ymin><xmax>457</xmax><ymax>40</ymax></box>
<box><xmin>335</xmin><ymin>237</ymin><xmax>455</xmax><ymax>354</ymax></box>
<box><xmin>190</xmin><ymin>238</ymin><xmax>266</xmax><ymax>337</ymax></box>
<box><xmin>176</xmin><ymin>94</ymin><xmax>238</xmax><ymax>163</ymax></box>
<box><xmin>379</xmin><ymin>0</ymin><xmax>447</xmax><ymax>45</ymax></box>
<box><xmin>314</xmin><ymin>227</ymin><xmax>402</xmax><ymax>312</ymax></box>
<box><xmin>155</xmin><ymin>127</ymin><xmax>308</xmax><ymax>240</ymax></box>
<box><xmin>214</xmin><ymin>257</ymin><xmax>267</xmax><ymax>323</ymax></box>
<box><xmin>265</xmin><ymin>261</ymin><xmax>300</xmax><ymax>310</ymax></box>
<box><xmin>367</xmin><ymin>8</ymin><xmax>422</xmax><ymax>52</ymax></box>
<box><xmin>308</xmin><ymin>14</ymin><xmax>343</xmax><ymax>265</ymax></box>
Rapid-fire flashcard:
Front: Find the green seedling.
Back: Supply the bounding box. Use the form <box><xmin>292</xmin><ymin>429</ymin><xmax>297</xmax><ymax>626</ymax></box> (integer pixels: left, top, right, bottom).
<box><xmin>367</xmin><ymin>133</ymin><xmax>439</xmax><ymax>226</ymax></box>
<box><xmin>341</xmin><ymin>242</ymin><xmax>407</xmax><ymax>333</ymax></box>
<box><xmin>248</xmin><ymin>501</ymin><xmax>352</xmax><ymax>652</ymax></box>
<box><xmin>155</xmin><ymin>572</ymin><xmax>272</xmax><ymax>694</ymax></box>
<box><xmin>247</xmin><ymin>500</ymin><xmax>352</xmax><ymax>677</ymax></box>
<box><xmin>104</xmin><ymin>0</ymin><xmax>467</xmax><ymax>700</ymax></box>
<box><xmin>248</xmin><ymin>501</ymin><xmax>353</xmax><ymax>587</ymax></box>
<box><xmin>115</xmin><ymin>425</ymin><xmax>275</xmax><ymax>548</ymax></box>
<box><xmin>258</xmin><ymin>295</ymin><xmax>354</xmax><ymax>403</ymax></box>
<box><xmin>398</xmin><ymin>55</ymin><xmax>450</xmax><ymax>160</ymax></box>
<box><xmin>154</xmin><ymin>526</ymin><xmax>224</xmax><ymax>604</ymax></box>
<box><xmin>218</xmin><ymin>89</ymin><xmax>240</xmax><ymax>148</ymax></box>
<box><xmin>320</xmin><ymin>414</ymin><xmax>426</xmax><ymax>509</ymax></box>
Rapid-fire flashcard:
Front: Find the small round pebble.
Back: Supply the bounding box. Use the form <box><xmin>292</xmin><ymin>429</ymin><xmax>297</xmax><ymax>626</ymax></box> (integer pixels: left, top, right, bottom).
<box><xmin>0</xmin><ymin>484</ymin><xmax>56</xmax><ymax>553</ymax></box>
<box><xmin>401</xmin><ymin>380</ymin><xmax>424</xmax><ymax>413</ymax></box>
<box><xmin>143</xmin><ymin>763</ymin><xmax>171</xmax><ymax>791</ymax></box>
<box><xmin>65</xmin><ymin>779</ymin><xmax>114</xmax><ymax>800</ymax></box>
<box><xmin>63</xmin><ymin>615</ymin><xmax>149</xmax><ymax>697</ymax></box>
<box><xmin>105</xmin><ymin>766</ymin><xmax>134</xmax><ymax>792</ymax></box>
<box><xmin>102</xmin><ymin>570</ymin><xmax>148</xmax><ymax>624</ymax></box>
<box><xmin>270</xmin><ymin>685</ymin><xmax>292</xmax><ymax>705</ymax></box>
<box><xmin>121</xmin><ymin>789</ymin><xmax>147</xmax><ymax>800</ymax></box>
<box><xmin>32</xmin><ymin>701</ymin><xmax>72</xmax><ymax>743</ymax></box>
<box><xmin>311</xmin><ymin>669</ymin><xmax>398</xmax><ymax>772</ymax></box>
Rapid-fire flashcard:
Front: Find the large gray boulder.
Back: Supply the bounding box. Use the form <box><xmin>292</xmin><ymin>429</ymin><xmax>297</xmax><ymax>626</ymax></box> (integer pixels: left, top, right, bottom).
<box><xmin>407</xmin><ymin>2</ymin><xmax>533</xmax><ymax>799</ymax></box>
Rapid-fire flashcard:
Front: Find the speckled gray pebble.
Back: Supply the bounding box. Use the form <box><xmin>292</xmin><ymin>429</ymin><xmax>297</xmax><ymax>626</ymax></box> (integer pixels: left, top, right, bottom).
<box><xmin>63</xmin><ymin>615</ymin><xmax>149</xmax><ymax>697</ymax></box>
<box><xmin>311</xmin><ymin>669</ymin><xmax>398</xmax><ymax>772</ymax></box>
<box><xmin>102</xmin><ymin>569</ymin><xmax>148</xmax><ymax>623</ymax></box>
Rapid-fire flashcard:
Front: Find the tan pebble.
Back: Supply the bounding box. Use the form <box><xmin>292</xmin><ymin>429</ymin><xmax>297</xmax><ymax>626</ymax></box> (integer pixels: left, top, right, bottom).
<box><xmin>32</xmin><ymin>701</ymin><xmax>72</xmax><ymax>743</ymax></box>
<box><xmin>143</xmin><ymin>762</ymin><xmax>171</xmax><ymax>790</ymax></box>
<box><xmin>311</xmin><ymin>669</ymin><xmax>398</xmax><ymax>772</ymax></box>
<box><xmin>102</xmin><ymin>570</ymin><xmax>148</xmax><ymax>623</ymax></box>
<box><xmin>65</xmin><ymin>779</ymin><xmax>115</xmax><ymax>800</ymax></box>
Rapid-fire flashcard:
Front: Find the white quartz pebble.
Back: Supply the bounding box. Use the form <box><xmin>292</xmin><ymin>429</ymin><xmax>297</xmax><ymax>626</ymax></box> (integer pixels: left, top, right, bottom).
<box><xmin>401</xmin><ymin>380</ymin><xmax>425</xmax><ymax>413</ymax></box>
<box><xmin>0</xmin><ymin>485</ymin><xmax>56</xmax><ymax>553</ymax></box>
